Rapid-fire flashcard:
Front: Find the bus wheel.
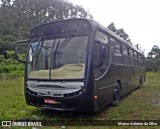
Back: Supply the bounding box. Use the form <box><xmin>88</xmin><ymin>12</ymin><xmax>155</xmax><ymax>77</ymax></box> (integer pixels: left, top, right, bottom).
<box><xmin>112</xmin><ymin>83</ymin><xmax>121</xmax><ymax>106</ymax></box>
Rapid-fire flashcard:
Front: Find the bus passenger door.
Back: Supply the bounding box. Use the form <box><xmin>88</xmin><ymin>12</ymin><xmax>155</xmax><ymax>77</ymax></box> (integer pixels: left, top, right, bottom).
<box><xmin>93</xmin><ymin>39</ymin><xmax>112</xmax><ymax>110</ymax></box>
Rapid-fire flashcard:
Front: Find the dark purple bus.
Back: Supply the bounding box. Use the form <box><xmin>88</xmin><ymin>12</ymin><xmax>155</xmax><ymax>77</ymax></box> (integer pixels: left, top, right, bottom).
<box><xmin>14</xmin><ymin>19</ymin><xmax>145</xmax><ymax>112</ymax></box>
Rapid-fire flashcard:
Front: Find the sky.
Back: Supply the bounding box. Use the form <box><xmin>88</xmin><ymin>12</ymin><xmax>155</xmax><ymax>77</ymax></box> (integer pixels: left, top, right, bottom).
<box><xmin>70</xmin><ymin>0</ymin><xmax>160</xmax><ymax>56</ymax></box>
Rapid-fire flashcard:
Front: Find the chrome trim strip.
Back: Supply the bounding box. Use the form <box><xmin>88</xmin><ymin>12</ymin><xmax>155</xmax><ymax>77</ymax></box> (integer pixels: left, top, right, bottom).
<box><xmin>99</xmin><ymin>85</ymin><xmax>114</xmax><ymax>90</ymax></box>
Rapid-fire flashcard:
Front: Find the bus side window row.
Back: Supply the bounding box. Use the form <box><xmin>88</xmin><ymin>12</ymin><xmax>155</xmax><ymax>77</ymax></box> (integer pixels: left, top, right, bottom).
<box><xmin>129</xmin><ymin>49</ymin><xmax>145</xmax><ymax>66</ymax></box>
<box><xmin>110</xmin><ymin>37</ymin><xmax>145</xmax><ymax>66</ymax></box>
<box><xmin>110</xmin><ymin>38</ymin><xmax>123</xmax><ymax>64</ymax></box>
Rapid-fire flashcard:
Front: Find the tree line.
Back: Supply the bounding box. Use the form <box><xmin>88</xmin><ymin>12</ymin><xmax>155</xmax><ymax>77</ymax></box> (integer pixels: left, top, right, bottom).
<box><xmin>0</xmin><ymin>0</ymin><xmax>92</xmax><ymax>74</ymax></box>
<box><xmin>0</xmin><ymin>0</ymin><xmax>159</xmax><ymax>74</ymax></box>
<box><xmin>0</xmin><ymin>0</ymin><xmax>92</xmax><ymax>54</ymax></box>
<box><xmin>146</xmin><ymin>45</ymin><xmax>160</xmax><ymax>72</ymax></box>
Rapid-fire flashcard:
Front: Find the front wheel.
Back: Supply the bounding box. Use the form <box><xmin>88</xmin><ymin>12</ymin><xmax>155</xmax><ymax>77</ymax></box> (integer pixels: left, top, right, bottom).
<box><xmin>112</xmin><ymin>83</ymin><xmax>121</xmax><ymax>106</ymax></box>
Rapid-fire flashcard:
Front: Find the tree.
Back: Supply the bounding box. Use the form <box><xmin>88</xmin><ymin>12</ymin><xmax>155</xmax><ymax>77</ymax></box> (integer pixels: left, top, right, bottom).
<box><xmin>0</xmin><ymin>0</ymin><xmax>92</xmax><ymax>39</ymax></box>
<box><xmin>0</xmin><ymin>35</ymin><xmax>16</xmax><ymax>56</ymax></box>
<box><xmin>107</xmin><ymin>22</ymin><xmax>130</xmax><ymax>43</ymax></box>
<box><xmin>151</xmin><ymin>45</ymin><xmax>160</xmax><ymax>58</ymax></box>
<box><xmin>1</xmin><ymin>0</ymin><xmax>11</xmax><ymax>6</ymax></box>
<box><xmin>0</xmin><ymin>0</ymin><xmax>93</xmax><ymax>57</ymax></box>
<box><xmin>147</xmin><ymin>51</ymin><xmax>153</xmax><ymax>58</ymax></box>
<box><xmin>146</xmin><ymin>45</ymin><xmax>160</xmax><ymax>72</ymax></box>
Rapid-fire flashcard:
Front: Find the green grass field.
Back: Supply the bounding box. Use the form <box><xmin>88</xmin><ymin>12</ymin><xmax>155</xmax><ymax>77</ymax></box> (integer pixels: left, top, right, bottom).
<box><xmin>0</xmin><ymin>72</ymin><xmax>160</xmax><ymax>129</ymax></box>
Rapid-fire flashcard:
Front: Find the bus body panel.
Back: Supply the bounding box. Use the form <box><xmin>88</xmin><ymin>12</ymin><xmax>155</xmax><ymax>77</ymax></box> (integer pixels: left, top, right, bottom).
<box><xmin>25</xmin><ymin>78</ymin><xmax>95</xmax><ymax>112</ymax></box>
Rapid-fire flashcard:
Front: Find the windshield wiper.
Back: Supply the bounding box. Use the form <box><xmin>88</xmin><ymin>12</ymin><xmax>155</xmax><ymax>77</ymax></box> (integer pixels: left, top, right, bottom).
<box><xmin>53</xmin><ymin>40</ymin><xmax>60</xmax><ymax>68</ymax></box>
<box><xmin>57</xmin><ymin>34</ymin><xmax>73</xmax><ymax>51</ymax></box>
<box><xmin>51</xmin><ymin>34</ymin><xmax>73</xmax><ymax>69</ymax></box>
<box><xmin>42</xmin><ymin>42</ymin><xmax>52</xmax><ymax>49</ymax></box>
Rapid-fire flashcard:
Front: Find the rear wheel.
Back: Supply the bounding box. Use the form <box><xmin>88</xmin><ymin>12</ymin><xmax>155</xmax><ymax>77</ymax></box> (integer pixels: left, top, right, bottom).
<box><xmin>112</xmin><ymin>83</ymin><xmax>121</xmax><ymax>106</ymax></box>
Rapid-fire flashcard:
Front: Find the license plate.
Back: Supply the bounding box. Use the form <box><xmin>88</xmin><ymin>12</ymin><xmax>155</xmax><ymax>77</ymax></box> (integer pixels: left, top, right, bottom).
<box><xmin>44</xmin><ymin>98</ymin><xmax>56</xmax><ymax>104</ymax></box>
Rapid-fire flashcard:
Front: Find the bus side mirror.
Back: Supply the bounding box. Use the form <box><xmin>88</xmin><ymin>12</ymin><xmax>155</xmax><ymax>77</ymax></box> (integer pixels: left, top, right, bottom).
<box><xmin>13</xmin><ymin>40</ymin><xmax>30</xmax><ymax>63</ymax></box>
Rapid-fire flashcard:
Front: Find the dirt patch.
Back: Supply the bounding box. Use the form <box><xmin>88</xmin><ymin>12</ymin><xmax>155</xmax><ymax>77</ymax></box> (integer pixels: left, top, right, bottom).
<box><xmin>129</xmin><ymin>111</ymin><xmax>142</xmax><ymax>119</ymax></box>
<box><xmin>151</xmin><ymin>93</ymin><xmax>160</xmax><ymax>107</ymax></box>
<box><xmin>152</xmin><ymin>97</ymin><xmax>160</xmax><ymax>107</ymax></box>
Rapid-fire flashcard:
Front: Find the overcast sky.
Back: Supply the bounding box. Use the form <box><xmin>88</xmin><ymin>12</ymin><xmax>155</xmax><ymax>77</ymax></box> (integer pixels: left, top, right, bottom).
<box><xmin>70</xmin><ymin>0</ymin><xmax>160</xmax><ymax>56</ymax></box>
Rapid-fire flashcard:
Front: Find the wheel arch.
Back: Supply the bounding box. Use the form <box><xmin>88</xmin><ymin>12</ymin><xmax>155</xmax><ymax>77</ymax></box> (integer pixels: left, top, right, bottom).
<box><xmin>116</xmin><ymin>78</ymin><xmax>122</xmax><ymax>89</ymax></box>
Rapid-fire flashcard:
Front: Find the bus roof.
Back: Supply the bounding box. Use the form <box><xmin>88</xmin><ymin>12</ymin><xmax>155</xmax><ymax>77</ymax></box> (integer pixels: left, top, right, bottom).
<box><xmin>31</xmin><ymin>18</ymin><xmax>144</xmax><ymax>55</ymax></box>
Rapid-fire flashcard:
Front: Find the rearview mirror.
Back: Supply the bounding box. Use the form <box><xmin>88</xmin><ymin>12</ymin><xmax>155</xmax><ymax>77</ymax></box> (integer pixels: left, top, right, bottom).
<box><xmin>13</xmin><ymin>40</ymin><xmax>30</xmax><ymax>63</ymax></box>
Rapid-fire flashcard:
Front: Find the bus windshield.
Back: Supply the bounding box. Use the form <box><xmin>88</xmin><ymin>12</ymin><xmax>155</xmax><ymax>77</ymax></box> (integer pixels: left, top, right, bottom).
<box><xmin>28</xmin><ymin>35</ymin><xmax>88</xmax><ymax>79</ymax></box>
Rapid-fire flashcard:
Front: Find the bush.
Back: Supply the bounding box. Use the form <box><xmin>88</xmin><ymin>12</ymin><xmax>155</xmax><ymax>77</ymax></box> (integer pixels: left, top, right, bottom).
<box><xmin>0</xmin><ymin>55</ymin><xmax>4</xmax><ymax>62</ymax></box>
<box><xmin>0</xmin><ymin>51</ymin><xmax>24</xmax><ymax>76</ymax></box>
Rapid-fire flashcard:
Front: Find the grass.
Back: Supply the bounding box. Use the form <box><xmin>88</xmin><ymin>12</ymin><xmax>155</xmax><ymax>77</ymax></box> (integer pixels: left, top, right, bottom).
<box><xmin>0</xmin><ymin>72</ymin><xmax>160</xmax><ymax>129</ymax></box>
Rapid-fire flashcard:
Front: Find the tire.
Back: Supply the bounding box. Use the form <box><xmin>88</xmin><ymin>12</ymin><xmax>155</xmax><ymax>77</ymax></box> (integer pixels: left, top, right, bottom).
<box><xmin>112</xmin><ymin>83</ymin><xmax>121</xmax><ymax>106</ymax></box>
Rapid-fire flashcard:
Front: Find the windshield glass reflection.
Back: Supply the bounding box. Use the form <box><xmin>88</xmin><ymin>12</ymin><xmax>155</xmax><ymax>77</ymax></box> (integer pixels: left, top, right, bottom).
<box><xmin>28</xmin><ymin>35</ymin><xmax>88</xmax><ymax>79</ymax></box>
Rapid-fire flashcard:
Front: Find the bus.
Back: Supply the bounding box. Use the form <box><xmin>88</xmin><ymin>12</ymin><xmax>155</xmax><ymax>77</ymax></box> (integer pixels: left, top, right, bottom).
<box><xmin>14</xmin><ymin>18</ymin><xmax>145</xmax><ymax>112</ymax></box>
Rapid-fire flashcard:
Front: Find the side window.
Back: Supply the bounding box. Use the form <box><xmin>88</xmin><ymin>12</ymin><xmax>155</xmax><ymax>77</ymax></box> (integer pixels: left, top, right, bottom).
<box><xmin>142</xmin><ymin>55</ymin><xmax>145</xmax><ymax>66</ymax></box>
<box><xmin>94</xmin><ymin>30</ymin><xmax>109</xmax><ymax>78</ymax></box>
<box><xmin>129</xmin><ymin>49</ymin><xmax>133</xmax><ymax>57</ymax></box>
<box><xmin>134</xmin><ymin>51</ymin><xmax>138</xmax><ymax>59</ymax></box>
<box><xmin>122</xmin><ymin>44</ymin><xmax>129</xmax><ymax>65</ymax></box>
<box><xmin>129</xmin><ymin>49</ymin><xmax>134</xmax><ymax>65</ymax></box>
<box><xmin>122</xmin><ymin>45</ymin><xmax>128</xmax><ymax>56</ymax></box>
<box><xmin>138</xmin><ymin>54</ymin><xmax>141</xmax><ymax>61</ymax></box>
<box><xmin>143</xmin><ymin>55</ymin><xmax>145</xmax><ymax>61</ymax></box>
<box><xmin>134</xmin><ymin>51</ymin><xmax>138</xmax><ymax>65</ymax></box>
<box><xmin>138</xmin><ymin>54</ymin><xmax>141</xmax><ymax>66</ymax></box>
<box><xmin>140</xmin><ymin>55</ymin><xmax>143</xmax><ymax>61</ymax></box>
<box><xmin>95</xmin><ymin>31</ymin><xmax>108</xmax><ymax>44</ymax></box>
<box><xmin>110</xmin><ymin>38</ymin><xmax>122</xmax><ymax>64</ymax></box>
<box><xmin>143</xmin><ymin>55</ymin><xmax>145</xmax><ymax>65</ymax></box>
